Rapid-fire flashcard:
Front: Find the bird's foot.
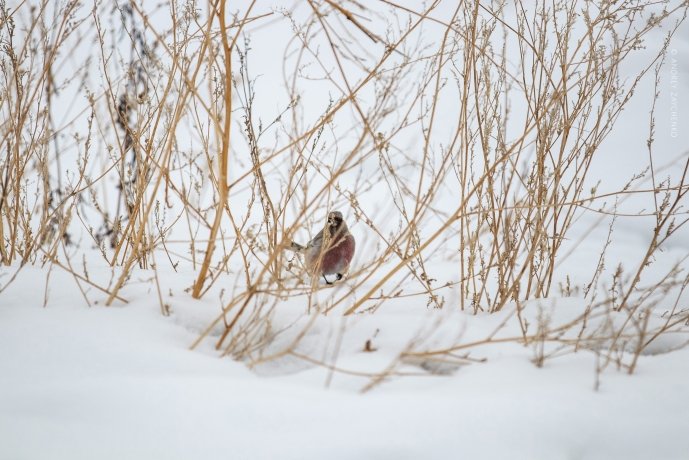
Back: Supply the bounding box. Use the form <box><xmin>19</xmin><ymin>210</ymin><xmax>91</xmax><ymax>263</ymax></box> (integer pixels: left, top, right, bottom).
<box><xmin>322</xmin><ymin>273</ymin><xmax>344</xmax><ymax>285</ymax></box>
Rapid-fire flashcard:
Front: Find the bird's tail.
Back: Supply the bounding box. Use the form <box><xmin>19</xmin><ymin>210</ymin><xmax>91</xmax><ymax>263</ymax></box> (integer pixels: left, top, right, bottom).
<box><xmin>286</xmin><ymin>241</ymin><xmax>306</xmax><ymax>253</ymax></box>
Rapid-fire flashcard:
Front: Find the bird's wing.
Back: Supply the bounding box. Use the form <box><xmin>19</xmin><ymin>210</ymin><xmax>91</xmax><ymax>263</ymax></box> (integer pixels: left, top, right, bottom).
<box><xmin>307</xmin><ymin>229</ymin><xmax>324</xmax><ymax>249</ymax></box>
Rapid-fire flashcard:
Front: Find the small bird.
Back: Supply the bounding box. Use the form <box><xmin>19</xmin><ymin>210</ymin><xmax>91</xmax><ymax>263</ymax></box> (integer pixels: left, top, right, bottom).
<box><xmin>288</xmin><ymin>211</ymin><xmax>355</xmax><ymax>284</ymax></box>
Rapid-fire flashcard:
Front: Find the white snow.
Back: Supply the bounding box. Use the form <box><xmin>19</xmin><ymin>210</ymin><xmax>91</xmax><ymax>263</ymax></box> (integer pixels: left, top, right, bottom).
<box><xmin>1</xmin><ymin>264</ymin><xmax>688</xmax><ymax>460</ymax></box>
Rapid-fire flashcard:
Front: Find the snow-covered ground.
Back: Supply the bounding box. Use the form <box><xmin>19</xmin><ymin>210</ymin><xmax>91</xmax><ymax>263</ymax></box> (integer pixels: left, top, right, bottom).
<box><xmin>1</xmin><ymin>262</ymin><xmax>688</xmax><ymax>460</ymax></box>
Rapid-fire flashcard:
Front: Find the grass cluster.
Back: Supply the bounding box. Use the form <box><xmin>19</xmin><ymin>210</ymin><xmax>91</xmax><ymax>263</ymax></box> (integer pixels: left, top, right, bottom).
<box><xmin>1</xmin><ymin>0</ymin><xmax>688</xmax><ymax>383</ymax></box>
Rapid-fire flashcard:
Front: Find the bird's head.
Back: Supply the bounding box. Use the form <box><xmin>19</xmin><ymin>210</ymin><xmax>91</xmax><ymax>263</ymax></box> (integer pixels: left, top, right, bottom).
<box><xmin>327</xmin><ymin>211</ymin><xmax>343</xmax><ymax>228</ymax></box>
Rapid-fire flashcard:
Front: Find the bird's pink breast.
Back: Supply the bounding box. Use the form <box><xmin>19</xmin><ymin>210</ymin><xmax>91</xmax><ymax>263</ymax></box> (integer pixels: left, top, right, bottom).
<box><xmin>308</xmin><ymin>234</ymin><xmax>355</xmax><ymax>275</ymax></box>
